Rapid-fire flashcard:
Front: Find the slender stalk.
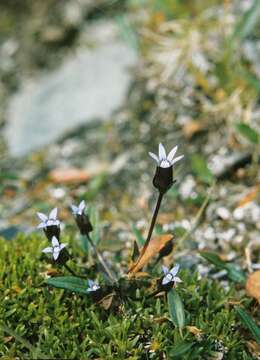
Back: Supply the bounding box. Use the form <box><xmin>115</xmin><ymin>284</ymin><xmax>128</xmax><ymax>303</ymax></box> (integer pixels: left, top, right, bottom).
<box><xmin>86</xmin><ymin>234</ymin><xmax>117</xmax><ymax>284</ymax></box>
<box><xmin>64</xmin><ymin>263</ymin><xmax>87</xmax><ymax>279</ymax></box>
<box><xmin>141</xmin><ymin>191</ymin><xmax>164</xmax><ymax>255</ymax></box>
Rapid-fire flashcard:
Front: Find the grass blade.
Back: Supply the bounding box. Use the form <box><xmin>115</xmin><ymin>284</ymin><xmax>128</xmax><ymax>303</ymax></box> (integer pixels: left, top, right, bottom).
<box><xmin>168</xmin><ymin>342</ymin><xmax>194</xmax><ymax>358</ymax></box>
<box><xmin>233</xmin><ymin>0</ymin><xmax>260</xmax><ymax>40</ymax></box>
<box><xmin>235</xmin><ymin>307</ymin><xmax>260</xmax><ymax>344</ymax></box>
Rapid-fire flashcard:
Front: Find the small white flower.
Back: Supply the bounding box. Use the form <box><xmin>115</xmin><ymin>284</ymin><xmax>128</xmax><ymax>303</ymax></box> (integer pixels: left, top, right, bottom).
<box><xmin>37</xmin><ymin>208</ymin><xmax>60</xmax><ymax>229</ymax></box>
<box><xmin>162</xmin><ymin>264</ymin><xmax>182</xmax><ymax>285</ymax></box>
<box><xmin>42</xmin><ymin>236</ymin><xmax>67</xmax><ymax>260</ymax></box>
<box><xmin>71</xmin><ymin>200</ymin><xmax>86</xmax><ymax>216</ymax></box>
<box><xmin>87</xmin><ymin>279</ymin><xmax>100</xmax><ymax>292</ymax></box>
<box><xmin>149</xmin><ymin>143</ymin><xmax>184</xmax><ymax>168</ymax></box>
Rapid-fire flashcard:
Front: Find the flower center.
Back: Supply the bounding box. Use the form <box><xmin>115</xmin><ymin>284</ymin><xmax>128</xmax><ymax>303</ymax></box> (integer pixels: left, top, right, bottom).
<box><xmin>160</xmin><ymin>159</ymin><xmax>171</xmax><ymax>168</ymax></box>
<box><xmin>166</xmin><ymin>273</ymin><xmax>173</xmax><ymax>281</ymax></box>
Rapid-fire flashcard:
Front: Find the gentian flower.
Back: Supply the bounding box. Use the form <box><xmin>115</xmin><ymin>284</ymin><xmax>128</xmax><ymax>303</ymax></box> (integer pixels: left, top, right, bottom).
<box><xmin>37</xmin><ymin>208</ymin><xmax>60</xmax><ymax>228</ymax></box>
<box><xmin>149</xmin><ymin>143</ymin><xmax>184</xmax><ymax>194</ymax></box>
<box><xmin>162</xmin><ymin>264</ymin><xmax>182</xmax><ymax>286</ymax></box>
<box><xmin>37</xmin><ymin>208</ymin><xmax>60</xmax><ymax>240</ymax></box>
<box><xmin>42</xmin><ymin>236</ymin><xmax>67</xmax><ymax>261</ymax></box>
<box><xmin>149</xmin><ymin>143</ymin><xmax>184</xmax><ymax>169</ymax></box>
<box><xmin>87</xmin><ymin>279</ymin><xmax>100</xmax><ymax>292</ymax></box>
<box><xmin>71</xmin><ymin>200</ymin><xmax>93</xmax><ymax>235</ymax></box>
<box><xmin>71</xmin><ymin>200</ymin><xmax>86</xmax><ymax>216</ymax></box>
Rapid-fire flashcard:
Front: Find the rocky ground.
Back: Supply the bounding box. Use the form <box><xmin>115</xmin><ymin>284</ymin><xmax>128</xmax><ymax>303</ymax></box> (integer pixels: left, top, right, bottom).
<box><xmin>1</xmin><ymin>0</ymin><xmax>259</xmax><ymax>256</ymax></box>
<box><xmin>0</xmin><ymin>1</ymin><xmax>260</xmax><ymax>357</ymax></box>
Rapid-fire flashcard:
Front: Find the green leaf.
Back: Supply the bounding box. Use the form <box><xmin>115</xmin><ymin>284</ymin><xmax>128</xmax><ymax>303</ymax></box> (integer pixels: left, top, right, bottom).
<box><xmin>233</xmin><ymin>0</ymin><xmax>260</xmax><ymax>40</ymax></box>
<box><xmin>200</xmin><ymin>252</ymin><xmax>226</xmax><ymax>268</ymax></box>
<box><xmin>225</xmin><ymin>264</ymin><xmax>246</xmax><ymax>283</ymax></box>
<box><xmin>190</xmin><ymin>154</ymin><xmax>213</xmax><ymax>185</ymax></box>
<box><xmin>235</xmin><ymin>307</ymin><xmax>260</xmax><ymax>344</ymax></box>
<box><xmin>0</xmin><ymin>172</ymin><xmax>19</xmax><ymax>180</ymax></box>
<box><xmin>168</xmin><ymin>342</ymin><xmax>194</xmax><ymax>358</ymax></box>
<box><xmin>200</xmin><ymin>252</ymin><xmax>246</xmax><ymax>284</ymax></box>
<box><xmin>167</xmin><ymin>289</ymin><xmax>185</xmax><ymax>329</ymax></box>
<box><xmin>46</xmin><ymin>276</ymin><xmax>88</xmax><ymax>294</ymax></box>
<box><xmin>132</xmin><ymin>225</ymin><xmax>145</xmax><ymax>246</ymax></box>
<box><xmin>235</xmin><ymin>122</ymin><xmax>259</xmax><ymax>145</ymax></box>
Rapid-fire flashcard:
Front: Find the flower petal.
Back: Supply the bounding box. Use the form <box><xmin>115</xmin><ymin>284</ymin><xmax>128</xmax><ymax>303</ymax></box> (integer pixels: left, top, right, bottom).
<box><xmin>79</xmin><ymin>200</ymin><xmax>86</xmax><ymax>212</ymax></box>
<box><xmin>88</xmin><ymin>279</ymin><xmax>94</xmax><ymax>287</ymax></box>
<box><xmin>71</xmin><ymin>204</ymin><xmax>78</xmax><ymax>214</ymax></box>
<box><xmin>59</xmin><ymin>243</ymin><xmax>67</xmax><ymax>250</ymax></box>
<box><xmin>93</xmin><ymin>283</ymin><xmax>100</xmax><ymax>291</ymax></box>
<box><xmin>167</xmin><ymin>145</ymin><xmax>178</xmax><ymax>163</ymax></box>
<box><xmin>160</xmin><ymin>159</ymin><xmax>171</xmax><ymax>168</ymax></box>
<box><xmin>159</xmin><ymin>143</ymin><xmax>167</xmax><ymax>161</ymax></box>
<box><xmin>173</xmin><ymin>276</ymin><xmax>182</xmax><ymax>283</ymax></box>
<box><xmin>53</xmin><ymin>250</ymin><xmax>60</xmax><ymax>260</ymax></box>
<box><xmin>162</xmin><ymin>275</ymin><xmax>171</xmax><ymax>285</ymax></box>
<box><xmin>46</xmin><ymin>219</ymin><xmax>55</xmax><ymax>226</ymax></box>
<box><xmin>37</xmin><ymin>222</ymin><xmax>46</xmax><ymax>229</ymax></box>
<box><xmin>171</xmin><ymin>155</ymin><xmax>184</xmax><ymax>166</ymax></box>
<box><xmin>149</xmin><ymin>152</ymin><xmax>159</xmax><ymax>164</ymax></box>
<box><xmin>49</xmin><ymin>208</ymin><xmax>58</xmax><ymax>220</ymax></box>
<box><xmin>52</xmin><ymin>236</ymin><xmax>59</xmax><ymax>247</ymax></box>
<box><xmin>42</xmin><ymin>247</ymin><xmax>53</xmax><ymax>254</ymax></box>
<box><xmin>170</xmin><ymin>264</ymin><xmax>180</xmax><ymax>277</ymax></box>
<box><xmin>162</xmin><ymin>265</ymin><xmax>169</xmax><ymax>275</ymax></box>
<box><xmin>37</xmin><ymin>212</ymin><xmax>48</xmax><ymax>222</ymax></box>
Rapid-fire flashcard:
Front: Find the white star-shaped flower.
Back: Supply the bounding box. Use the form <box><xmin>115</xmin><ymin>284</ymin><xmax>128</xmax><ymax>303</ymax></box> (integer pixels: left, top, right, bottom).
<box><xmin>71</xmin><ymin>200</ymin><xmax>86</xmax><ymax>216</ymax></box>
<box><xmin>37</xmin><ymin>208</ymin><xmax>60</xmax><ymax>229</ymax></box>
<box><xmin>42</xmin><ymin>236</ymin><xmax>67</xmax><ymax>260</ymax></box>
<box><xmin>87</xmin><ymin>280</ymin><xmax>100</xmax><ymax>292</ymax></box>
<box><xmin>162</xmin><ymin>264</ymin><xmax>182</xmax><ymax>285</ymax></box>
<box><xmin>149</xmin><ymin>143</ymin><xmax>184</xmax><ymax>168</ymax></box>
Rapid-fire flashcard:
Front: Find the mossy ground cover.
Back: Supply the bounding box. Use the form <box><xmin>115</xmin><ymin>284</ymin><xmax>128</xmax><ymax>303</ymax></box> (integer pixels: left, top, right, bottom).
<box><xmin>0</xmin><ymin>235</ymin><xmax>257</xmax><ymax>359</ymax></box>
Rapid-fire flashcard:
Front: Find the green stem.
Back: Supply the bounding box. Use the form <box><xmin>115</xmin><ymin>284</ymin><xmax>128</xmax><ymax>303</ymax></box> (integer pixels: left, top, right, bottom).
<box><xmin>86</xmin><ymin>234</ymin><xmax>117</xmax><ymax>284</ymax></box>
<box><xmin>64</xmin><ymin>263</ymin><xmax>87</xmax><ymax>279</ymax></box>
<box><xmin>142</xmin><ymin>191</ymin><xmax>164</xmax><ymax>254</ymax></box>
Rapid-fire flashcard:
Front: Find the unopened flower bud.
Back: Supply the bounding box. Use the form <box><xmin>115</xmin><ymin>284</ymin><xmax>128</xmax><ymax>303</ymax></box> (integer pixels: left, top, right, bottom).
<box><xmin>71</xmin><ymin>200</ymin><xmax>93</xmax><ymax>235</ymax></box>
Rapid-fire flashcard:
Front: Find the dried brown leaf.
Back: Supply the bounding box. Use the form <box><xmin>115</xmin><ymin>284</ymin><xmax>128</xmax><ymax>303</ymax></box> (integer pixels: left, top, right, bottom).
<box><xmin>49</xmin><ymin>168</ymin><xmax>91</xmax><ymax>184</ymax></box>
<box><xmin>237</xmin><ymin>185</ymin><xmax>260</xmax><ymax>208</ymax></box>
<box><xmin>183</xmin><ymin>121</ymin><xmax>203</xmax><ymax>139</ymax></box>
<box><xmin>246</xmin><ymin>341</ymin><xmax>260</xmax><ymax>357</ymax></box>
<box><xmin>246</xmin><ymin>270</ymin><xmax>260</xmax><ymax>303</ymax></box>
<box><xmin>98</xmin><ymin>293</ymin><xmax>115</xmax><ymax>310</ymax></box>
<box><xmin>129</xmin><ymin>234</ymin><xmax>173</xmax><ymax>274</ymax></box>
<box><xmin>187</xmin><ymin>326</ymin><xmax>202</xmax><ymax>335</ymax></box>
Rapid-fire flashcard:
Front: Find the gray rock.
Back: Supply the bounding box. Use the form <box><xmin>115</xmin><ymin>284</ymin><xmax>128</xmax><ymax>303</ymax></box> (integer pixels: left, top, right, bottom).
<box><xmin>5</xmin><ymin>41</ymin><xmax>137</xmax><ymax>156</ymax></box>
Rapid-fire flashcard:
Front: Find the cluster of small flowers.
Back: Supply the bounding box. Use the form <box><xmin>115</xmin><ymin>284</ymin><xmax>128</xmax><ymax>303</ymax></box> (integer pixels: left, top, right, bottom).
<box><xmin>37</xmin><ymin>201</ymin><xmax>99</xmax><ymax>293</ymax></box>
<box><xmin>37</xmin><ymin>143</ymin><xmax>184</xmax><ymax>293</ymax></box>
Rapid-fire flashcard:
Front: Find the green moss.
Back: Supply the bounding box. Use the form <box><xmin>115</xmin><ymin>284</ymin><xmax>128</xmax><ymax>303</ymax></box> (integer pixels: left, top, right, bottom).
<box><xmin>0</xmin><ymin>235</ymin><xmax>256</xmax><ymax>359</ymax></box>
